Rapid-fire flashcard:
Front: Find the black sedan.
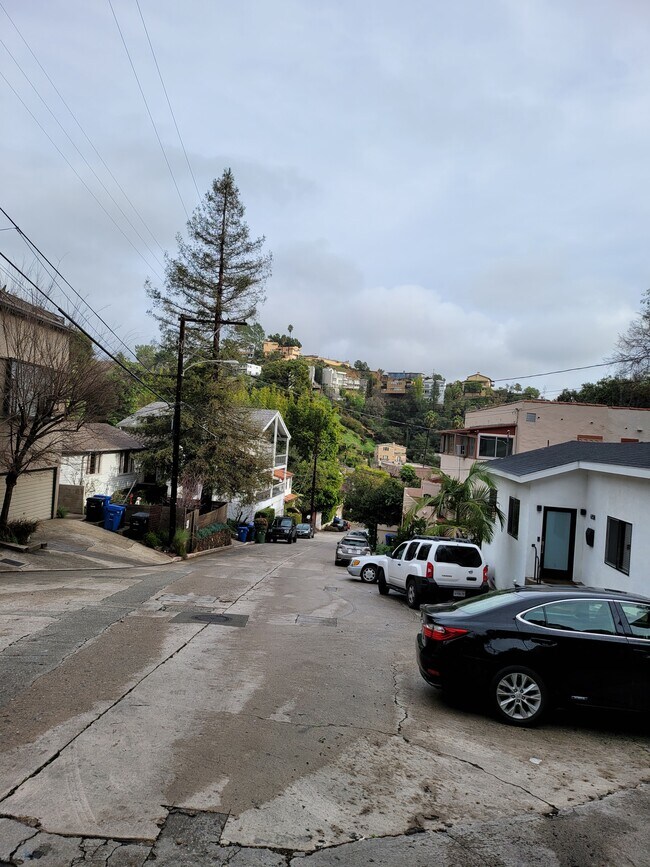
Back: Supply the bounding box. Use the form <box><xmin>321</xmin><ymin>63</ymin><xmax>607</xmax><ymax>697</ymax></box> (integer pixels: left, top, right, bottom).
<box><xmin>416</xmin><ymin>586</ymin><xmax>650</xmax><ymax>726</ymax></box>
<box><xmin>296</xmin><ymin>523</ymin><xmax>314</xmax><ymax>539</ymax></box>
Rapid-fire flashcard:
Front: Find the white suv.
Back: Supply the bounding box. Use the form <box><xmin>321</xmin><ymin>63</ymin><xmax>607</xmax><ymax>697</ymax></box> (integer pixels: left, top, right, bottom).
<box><xmin>347</xmin><ymin>536</ymin><xmax>488</xmax><ymax>609</ymax></box>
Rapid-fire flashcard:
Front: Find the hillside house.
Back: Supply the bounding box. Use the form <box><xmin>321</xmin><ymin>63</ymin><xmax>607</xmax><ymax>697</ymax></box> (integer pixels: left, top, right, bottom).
<box><xmin>439</xmin><ymin>399</ymin><xmax>650</xmax><ymax>480</ymax></box>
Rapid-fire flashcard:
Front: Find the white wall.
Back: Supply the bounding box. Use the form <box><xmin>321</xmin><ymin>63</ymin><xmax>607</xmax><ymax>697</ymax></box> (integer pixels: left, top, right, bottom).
<box><xmin>60</xmin><ymin>452</ymin><xmax>139</xmax><ymax>499</ymax></box>
<box><xmin>483</xmin><ymin>469</ymin><xmax>650</xmax><ymax>597</ymax></box>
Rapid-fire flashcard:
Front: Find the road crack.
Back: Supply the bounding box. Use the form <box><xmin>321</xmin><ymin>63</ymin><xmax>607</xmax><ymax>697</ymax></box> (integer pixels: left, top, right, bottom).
<box><xmin>391</xmin><ymin>663</ymin><xmax>408</xmax><ymax>735</ymax></box>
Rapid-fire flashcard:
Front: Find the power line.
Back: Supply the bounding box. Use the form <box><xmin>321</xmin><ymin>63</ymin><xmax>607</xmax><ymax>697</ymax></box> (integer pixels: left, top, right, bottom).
<box><xmin>135</xmin><ymin>0</ymin><xmax>201</xmax><ymax>201</ymax></box>
<box><xmin>0</xmin><ymin>0</ymin><xmax>168</xmax><ymax>260</ymax></box>
<box><xmin>492</xmin><ymin>360</ymin><xmax>622</xmax><ymax>382</ymax></box>
<box><xmin>0</xmin><ymin>32</ymin><xmax>166</xmax><ymax>273</ymax></box>
<box><xmin>0</xmin><ymin>206</ymin><xmax>152</xmax><ymax>369</ymax></box>
<box><xmin>0</xmin><ymin>68</ymin><xmax>165</xmax><ymax>281</ymax></box>
<box><xmin>108</xmin><ymin>0</ymin><xmax>191</xmax><ymax>221</ymax></box>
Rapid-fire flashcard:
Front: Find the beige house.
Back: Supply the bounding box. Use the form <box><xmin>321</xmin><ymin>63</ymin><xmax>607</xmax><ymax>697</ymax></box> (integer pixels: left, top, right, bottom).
<box><xmin>374</xmin><ymin>442</ymin><xmax>407</xmax><ymax>466</ymax></box>
<box><xmin>0</xmin><ymin>291</ymin><xmax>72</xmax><ymax>522</ymax></box>
<box><xmin>439</xmin><ymin>399</ymin><xmax>650</xmax><ymax>480</ymax></box>
<box><xmin>262</xmin><ymin>341</ymin><xmax>301</xmax><ymax>360</ymax></box>
<box><xmin>461</xmin><ymin>371</ymin><xmax>494</xmax><ymax>396</ymax></box>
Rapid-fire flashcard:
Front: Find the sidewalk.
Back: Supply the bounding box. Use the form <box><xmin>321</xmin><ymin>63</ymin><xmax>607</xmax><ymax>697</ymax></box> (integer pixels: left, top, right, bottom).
<box><xmin>0</xmin><ymin>518</ymin><xmax>174</xmax><ymax>572</ymax></box>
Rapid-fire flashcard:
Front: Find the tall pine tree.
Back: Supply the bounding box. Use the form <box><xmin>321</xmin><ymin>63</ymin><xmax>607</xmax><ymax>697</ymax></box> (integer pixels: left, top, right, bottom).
<box><xmin>147</xmin><ymin>168</ymin><xmax>272</xmax><ymax>358</ymax></box>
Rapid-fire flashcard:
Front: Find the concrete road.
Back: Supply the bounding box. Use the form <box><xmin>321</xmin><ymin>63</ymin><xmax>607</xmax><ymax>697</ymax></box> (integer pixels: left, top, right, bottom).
<box><xmin>0</xmin><ymin>533</ymin><xmax>647</xmax><ymax>865</ymax></box>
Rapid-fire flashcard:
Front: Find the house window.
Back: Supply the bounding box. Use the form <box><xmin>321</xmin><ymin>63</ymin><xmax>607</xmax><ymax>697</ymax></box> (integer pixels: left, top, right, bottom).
<box><xmin>87</xmin><ymin>452</ymin><xmax>101</xmax><ymax>474</ymax></box>
<box><xmin>478</xmin><ymin>435</ymin><xmax>513</xmax><ymax>458</ymax></box>
<box><xmin>525</xmin><ymin>412</ymin><xmax>536</xmax><ymax>422</ymax></box>
<box><xmin>605</xmin><ymin>517</ymin><xmax>632</xmax><ymax>575</ymax></box>
<box><xmin>119</xmin><ymin>451</ymin><xmax>133</xmax><ymax>474</ymax></box>
<box><xmin>507</xmin><ymin>496</ymin><xmax>520</xmax><ymax>539</ymax></box>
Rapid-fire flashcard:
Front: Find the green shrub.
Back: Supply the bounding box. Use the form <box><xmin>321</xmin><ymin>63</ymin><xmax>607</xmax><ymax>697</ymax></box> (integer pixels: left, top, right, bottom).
<box><xmin>56</xmin><ymin>505</ymin><xmax>69</xmax><ymax>518</ymax></box>
<box><xmin>0</xmin><ymin>519</ymin><xmax>40</xmax><ymax>544</ymax></box>
<box><xmin>172</xmin><ymin>528</ymin><xmax>189</xmax><ymax>559</ymax></box>
<box><xmin>197</xmin><ymin>521</ymin><xmax>230</xmax><ymax>539</ymax></box>
<box><xmin>143</xmin><ymin>531</ymin><xmax>162</xmax><ymax>549</ymax></box>
<box><xmin>374</xmin><ymin>543</ymin><xmax>393</xmax><ymax>555</ymax></box>
<box><xmin>255</xmin><ymin>507</ymin><xmax>275</xmax><ymax>523</ymax></box>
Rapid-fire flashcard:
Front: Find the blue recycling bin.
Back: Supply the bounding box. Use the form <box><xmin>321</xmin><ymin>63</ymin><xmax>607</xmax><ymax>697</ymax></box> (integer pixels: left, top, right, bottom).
<box><xmin>104</xmin><ymin>504</ymin><xmax>126</xmax><ymax>532</ymax></box>
<box><xmin>236</xmin><ymin>525</ymin><xmax>249</xmax><ymax>542</ymax></box>
<box><xmin>385</xmin><ymin>533</ymin><xmax>397</xmax><ymax>548</ymax></box>
<box><xmin>246</xmin><ymin>523</ymin><xmax>255</xmax><ymax>541</ymax></box>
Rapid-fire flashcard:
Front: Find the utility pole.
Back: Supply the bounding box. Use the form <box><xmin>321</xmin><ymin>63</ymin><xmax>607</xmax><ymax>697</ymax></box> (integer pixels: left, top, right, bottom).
<box><xmin>168</xmin><ymin>313</ymin><xmax>246</xmax><ymax>546</ymax></box>
<box><xmin>309</xmin><ymin>424</ymin><xmax>321</xmax><ymax>534</ymax></box>
<box><xmin>423</xmin><ymin>427</ymin><xmax>430</xmax><ymax>465</ymax></box>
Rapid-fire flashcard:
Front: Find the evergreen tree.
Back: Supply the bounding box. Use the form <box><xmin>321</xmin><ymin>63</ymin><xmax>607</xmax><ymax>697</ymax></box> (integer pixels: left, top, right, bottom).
<box><xmin>147</xmin><ymin>168</ymin><xmax>272</xmax><ymax>359</ymax></box>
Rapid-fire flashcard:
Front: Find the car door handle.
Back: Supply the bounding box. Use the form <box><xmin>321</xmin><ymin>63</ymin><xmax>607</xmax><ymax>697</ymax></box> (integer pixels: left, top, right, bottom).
<box><xmin>532</xmin><ymin>638</ymin><xmax>556</xmax><ymax>647</ymax></box>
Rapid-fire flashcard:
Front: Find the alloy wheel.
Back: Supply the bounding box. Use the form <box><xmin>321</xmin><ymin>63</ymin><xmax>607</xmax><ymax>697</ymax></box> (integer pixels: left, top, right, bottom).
<box><xmin>496</xmin><ymin>672</ymin><xmax>543</xmax><ymax>721</ymax></box>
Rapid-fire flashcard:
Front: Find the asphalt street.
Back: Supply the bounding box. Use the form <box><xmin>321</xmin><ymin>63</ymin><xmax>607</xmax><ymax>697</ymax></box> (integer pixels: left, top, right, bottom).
<box><xmin>0</xmin><ymin>532</ymin><xmax>648</xmax><ymax>866</ymax></box>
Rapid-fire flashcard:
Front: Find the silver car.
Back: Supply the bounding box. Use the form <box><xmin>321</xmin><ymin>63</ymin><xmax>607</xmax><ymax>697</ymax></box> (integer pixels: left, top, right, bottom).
<box><xmin>335</xmin><ymin>535</ymin><xmax>371</xmax><ymax>566</ymax></box>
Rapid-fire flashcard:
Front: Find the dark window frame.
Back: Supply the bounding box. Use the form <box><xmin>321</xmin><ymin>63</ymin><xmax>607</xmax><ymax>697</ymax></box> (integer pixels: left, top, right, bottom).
<box><xmin>605</xmin><ymin>517</ymin><xmax>632</xmax><ymax>575</ymax></box>
<box><xmin>507</xmin><ymin>496</ymin><xmax>520</xmax><ymax>539</ymax></box>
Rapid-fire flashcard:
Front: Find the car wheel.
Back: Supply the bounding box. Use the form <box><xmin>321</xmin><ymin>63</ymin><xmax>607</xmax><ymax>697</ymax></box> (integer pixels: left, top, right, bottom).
<box><xmin>377</xmin><ymin>570</ymin><xmax>389</xmax><ymax>595</ymax></box>
<box><xmin>406</xmin><ymin>578</ymin><xmax>420</xmax><ymax>609</ymax></box>
<box><xmin>360</xmin><ymin>564</ymin><xmax>378</xmax><ymax>583</ymax></box>
<box><xmin>491</xmin><ymin>665</ymin><xmax>548</xmax><ymax>727</ymax></box>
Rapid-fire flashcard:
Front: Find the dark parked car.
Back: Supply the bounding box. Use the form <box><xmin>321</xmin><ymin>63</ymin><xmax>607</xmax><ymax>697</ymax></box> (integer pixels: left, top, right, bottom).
<box><xmin>417</xmin><ymin>586</ymin><xmax>650</xmax><ymax>727</ymax></box>
<box><xmin>296</xmin><ymin>522</ymin><xmax>314</xmax><ymax>539</ymax></box>
<box><xmin>267</xmin><ymin>516</ymin><xmax>297</xmax><ymax>544</ymax></box>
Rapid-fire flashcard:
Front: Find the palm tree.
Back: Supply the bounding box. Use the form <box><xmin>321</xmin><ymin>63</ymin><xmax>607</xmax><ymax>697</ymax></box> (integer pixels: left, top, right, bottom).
<box><xmin>401</xmin><ymin>463</ymin><xmax>504</xmax><ymax>545</ymax></box>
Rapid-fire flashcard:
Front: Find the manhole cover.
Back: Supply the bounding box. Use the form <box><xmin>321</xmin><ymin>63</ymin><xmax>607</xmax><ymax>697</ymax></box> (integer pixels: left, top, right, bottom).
<box><xmin>296</xmin><ymin>615</ymin><xmax>337</xmax><ymax>627</ymax></box>
<box><xmin>1</xmin><ymin>558</ymin><xmax>25</xmax><ymax>567</ymax></box>
<box><xmin>171</xmin><ymin>611</ymin><xmax>248</xmax><ymax>627</ymax></box>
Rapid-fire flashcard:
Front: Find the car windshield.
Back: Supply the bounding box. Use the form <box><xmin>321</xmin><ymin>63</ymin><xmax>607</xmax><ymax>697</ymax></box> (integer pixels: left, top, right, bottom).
<box><xmin>279</xmin><ymin>519</ymin><xmax>292</xmax><ymax>527</ymax></box>
<box><xmin>297</xmin><ymin>524</ymin><xmax>310</xmax><ymax>530</ymax></box>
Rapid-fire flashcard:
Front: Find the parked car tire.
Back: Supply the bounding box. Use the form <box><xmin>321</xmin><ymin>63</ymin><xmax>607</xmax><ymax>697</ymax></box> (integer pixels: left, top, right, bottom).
<box><xmin>377</xmin><ymin>570</ymin><xmax>389</xmax><ymax>595</ymax></box>
<box><xmin>360</xmin><ymin>564</ymin><xmax>378</xmax><ymax>583</ymax></box>
<box><xmin>406</xmin><ymin>578</ymin><xmax>420</xmax><ymax>609</ymax></box>
<box><xmin>491</xmin><ymin>665</ymin><xmax>548</xmax><ymax>727</ymax></box>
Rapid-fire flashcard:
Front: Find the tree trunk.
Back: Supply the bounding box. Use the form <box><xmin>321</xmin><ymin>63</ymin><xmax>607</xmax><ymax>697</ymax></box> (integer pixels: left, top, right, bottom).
<box><xmin>0</xmin><ymin>471</ymin><xmax>18</xmax><ymax>528</ymax></box>
<box><xmin>212</xmin><ymin>185</ymin><xmax>229</xmax><ymax>363</ymax></box>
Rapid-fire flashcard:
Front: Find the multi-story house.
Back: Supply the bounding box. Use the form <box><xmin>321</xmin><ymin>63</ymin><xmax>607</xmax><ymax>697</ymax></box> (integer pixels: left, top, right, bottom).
<box><xmin>461</xmin><ymin>371</ymin><xmax>494</xmax><ymax>396</ymax></box>
<box><xmin>262</xmin><ymin>341</ymin><xmax>301</xmax><ymax>360</ymax></box>
<box><xmin>59</xmin><ymin>423</ymin><xmax>145</xmax><ymax>512</ymax></box>
<box><xmin>374</xmin><ymin>442</ymin><xmax>407</xmax><ymax>466</ymax></box>
<box><xmin>380</xmin><ymin>371</ymin><xmax>425</xmax><ymax>397</ymax></box>
<box><xmin>439</xmin><ymin>399</ymin><xmax>650</xmax><ymax>480</ymax></box>
<box><xmin>0</xmin><ymin>291</ymin><xmax>72</xmax><ymax>522</ymax></box>
<box><xmin>321</xmin><ymin>366</ymin><xmax>367</xmax><ymax>397</ymax></box>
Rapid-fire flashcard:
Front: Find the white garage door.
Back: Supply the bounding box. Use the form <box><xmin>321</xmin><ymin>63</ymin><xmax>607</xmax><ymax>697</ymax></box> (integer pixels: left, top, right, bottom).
<box><xmin>0</xmin><ymin>469</ymin><xmax>56</xmax><ymax>522</ymax></box>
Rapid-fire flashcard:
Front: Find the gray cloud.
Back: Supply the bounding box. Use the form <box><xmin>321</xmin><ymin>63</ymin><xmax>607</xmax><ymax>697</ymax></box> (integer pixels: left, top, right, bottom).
<box><xmin>1</xmin><ymin>0</ymin><xmax>649</xmax><ymax>394</ymax></box>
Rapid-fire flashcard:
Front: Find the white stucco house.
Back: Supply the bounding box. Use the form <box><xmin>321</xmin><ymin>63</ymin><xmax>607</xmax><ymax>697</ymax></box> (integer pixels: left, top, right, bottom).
<box><xmin>482</xmin><ymin>442</ymin><xmax>650</xmax><ymax>597</ymax></box>
<box><xmin>59</xmin><ymin>423</ymin><xmax>144</xmax><ymax>509</ymax></box>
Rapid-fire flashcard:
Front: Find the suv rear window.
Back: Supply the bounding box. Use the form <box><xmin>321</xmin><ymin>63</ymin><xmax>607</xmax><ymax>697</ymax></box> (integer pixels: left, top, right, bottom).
<box><xmin>435</xmin><ymin>545</ymin><xmax>482</xmax><ymax>567</ymax></box>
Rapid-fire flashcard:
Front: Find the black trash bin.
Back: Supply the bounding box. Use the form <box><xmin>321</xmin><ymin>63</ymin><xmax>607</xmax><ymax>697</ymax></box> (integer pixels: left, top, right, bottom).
<box><xmin>86</xmin><ymin>495</ymin><xmax>109</xmax><ymax>522</ymax></box>
<box><xmin>129</xmin><ymin>511</ymin><xmax>150</xmax><ymax>538</ymax></box>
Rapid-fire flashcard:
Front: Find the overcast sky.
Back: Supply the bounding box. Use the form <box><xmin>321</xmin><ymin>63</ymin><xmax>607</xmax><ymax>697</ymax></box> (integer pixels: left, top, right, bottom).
<box><xmin>1</xmin><ymin>0</ymin><xmax>649</xmax><ymax>396</ymax></box>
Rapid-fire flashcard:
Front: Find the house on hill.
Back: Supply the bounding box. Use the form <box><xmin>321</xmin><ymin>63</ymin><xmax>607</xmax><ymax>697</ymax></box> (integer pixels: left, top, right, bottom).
<box><xmin>439</xmin><ymin>399</ymin><xmax>650</xmax><ymax>480</ymax></box>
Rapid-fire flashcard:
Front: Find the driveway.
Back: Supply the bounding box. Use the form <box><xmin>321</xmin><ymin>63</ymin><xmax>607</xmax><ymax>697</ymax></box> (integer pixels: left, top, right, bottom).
<box><xmin>0</xmin><ymin>518</ymin><xmax>173</xmax><ymax>572</ymax></box>
<box><xmin>0</xmin><ymin>533</ymin><xmax>647</xmax><ymax>865</ymax></box>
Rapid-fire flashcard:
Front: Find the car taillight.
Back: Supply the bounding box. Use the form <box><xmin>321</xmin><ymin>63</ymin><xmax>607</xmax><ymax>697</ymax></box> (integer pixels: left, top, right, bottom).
<box><xmin>482</xmin><ymin>565</ymin><xmax>488</xmax><ymax>584</ymax></box>
<box><xmin>426</xmin><ymin>562</ymin><xmax>434</xmax><ymax>579</ymax></box>
<box><xmin>422</xmin><ymin>623</ymin><xmax>469</xmax><ymax>642</ymax></box>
